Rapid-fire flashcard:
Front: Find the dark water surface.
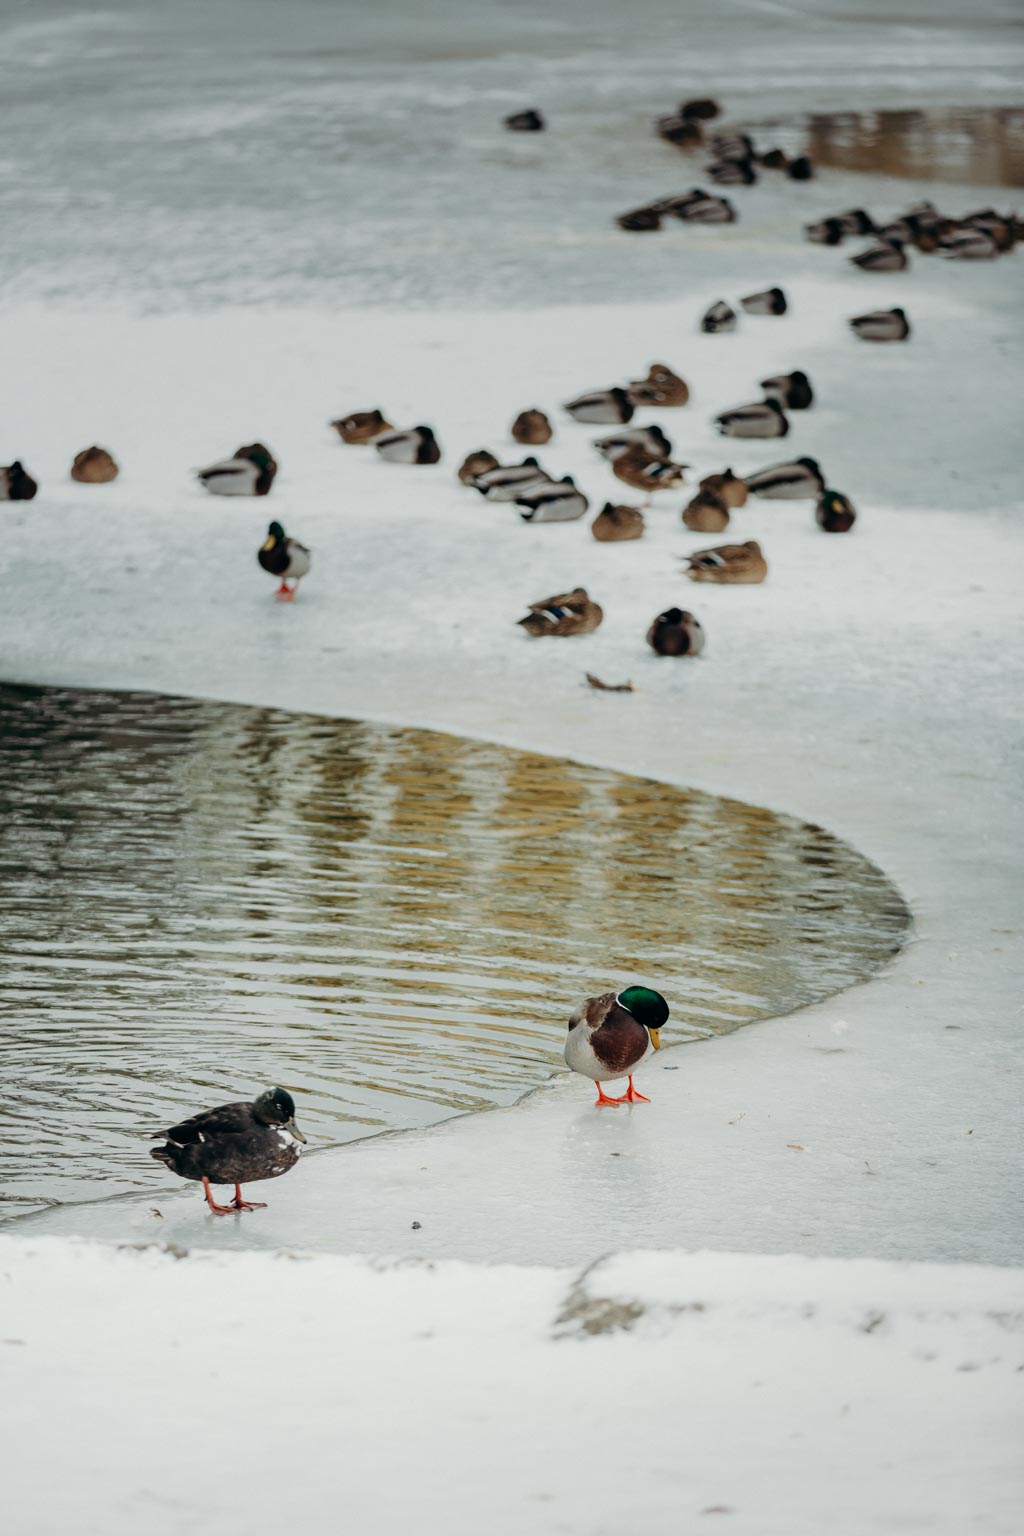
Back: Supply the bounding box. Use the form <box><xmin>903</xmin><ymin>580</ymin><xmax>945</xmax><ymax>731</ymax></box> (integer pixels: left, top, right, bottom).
<box><xmin>0</xmin><ymin>683</ymin><xmax>910</xmax><ymax>1219</ymax></box>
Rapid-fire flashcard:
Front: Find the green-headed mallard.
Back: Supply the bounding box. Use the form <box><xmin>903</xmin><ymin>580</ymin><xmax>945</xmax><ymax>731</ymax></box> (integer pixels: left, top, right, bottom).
<box><xmin>564</xmin><ymin>986</ymin><xmax>669</xmax><ymax>1105</ymax></box>
<box><xmin>197</xmin><ymin>442</ymin><xmax>277</xmax><ymax>497</ymax></box>
<box><xmin>647</xmin><ymin>607</ymin><xmax>705</xmax><ymax>657</ymax></box>
<box><xmin>849</xmin><ymin>307</ymin><xmax>910</xmax><ymax>342</ymax></box>
<box><xmin>71</xmin><ymin>446</ymin><xmax>119</xmax><ymax>483</ymax></box>
<box><xmin>745</xmin><ymin>456</ymin><xmax>824</xmax><ymax>499</ymax></box>
<box><xmin>258</xmin><ymin>520</ymin><xmax>311</xmax><ymax>601</ymax></box>
<box><xmin>760</xmin><ymin>371</ymin><xmax>813</xmax><ymax>410</ymax></box>
<box><xmin>715</xmin><ymin>400</ymin><xmax>789</xmax><ymax>439</ymax></box>
<box><xmin>0</xmin><ymin>461</ymin><xmax>39</xmax><ymax>501</ymax></box>
<box><xmin>374</xmin><ymin>426</ymin><xmax>441</xmax><ymax>464</ymax></box>
<box><xmin>564</xmin><ymin>387</ymin><xmax>634</xmax><ymax>425</ymax></box>
<box><xmin>515</xmin><ymin>476</ymin><xmax>588</xmax><ymax>522</ymax></box>
<box><xmin>150</xmin><ymin>1086</ymin><xmax>306</xmax><ymax>1215</ymax></box>
<box><xmin>816</xmin><ymin>489</ymin><xmax>856</xmax><ymax>532</ymax></box>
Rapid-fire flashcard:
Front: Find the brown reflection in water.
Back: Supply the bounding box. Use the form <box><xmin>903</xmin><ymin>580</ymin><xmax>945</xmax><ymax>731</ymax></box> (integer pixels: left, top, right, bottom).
<box><xmin>0</xmin><ymin>684</ymin><xmax>910</xmax><ymax>1219</ymax></box>
<box><xmin>756</xmin><ymin>107</ymin><xmax>1024</xmax><ymax>187</ymax></box>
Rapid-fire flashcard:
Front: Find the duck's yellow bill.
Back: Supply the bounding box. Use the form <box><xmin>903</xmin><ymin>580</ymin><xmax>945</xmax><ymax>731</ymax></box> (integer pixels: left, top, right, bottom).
<box><xmin>649</xmin><ymin>1028</ymin><xmax>661</xmax><ymax>1051</ymax></box>
<box><xmin>288</xmin><ymin>1120</ymin><xmax>307</xmax><ymax>1144</ymax></box>
<box><xmin>261</xmin><ymin>535</ymin><xmax>275</xmax><ymax>551</ymax></box>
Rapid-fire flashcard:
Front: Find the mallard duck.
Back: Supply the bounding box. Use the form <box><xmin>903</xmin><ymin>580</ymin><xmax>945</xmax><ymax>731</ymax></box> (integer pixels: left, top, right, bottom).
<box><xmin>150</xmin><ymin>1086</ymin><xmax>305</xmax><ymax>1215</ymax></box>
<box><xmin>71</xmin><ymin>446</ymin><xmax>119</xmax><ymax>483</ymax></box>
<box><xmin>831</xmin><ymin>208</ymin><xmax>876</xmax><ymax>237</ymax></box>
<box><xmin>682</xmin><ymin>490</ymin><xmax>730</xmax><ymax>532</ymax></box>
<box><xmin>458</xmin><ymin>449</ymin><xmax>500</xmax><ymax>485</ymax></box>
<box><xmin>618</xmin><ymin>206</ymin><xmax>663</xmax><ymax>232</ymax></box>
<box><xmin>850</xmin><ymin>307</ymin><xmax>910</xmax><ymax>342</ymax></box>
<box><xmin>472</xmin><ymin>456</ymin><xmax>550</xmax><ymax>499</ymax></box>
<box><xmin>330</xmin><ymin>409</ymin><xmax>393</xmax><ymax>444</ymax></box>
<box><xmin>939</xmin><ymin>227</ymin><xmax>999</xmax><ymax>260</ymax></box>
<box><xmin>760</xmin><ymin>370</ymin><xmax>813</xmax><ymax>410</ymax></box>
<box><xmin>677</xmin><ymin>194</ymin><xmax>735</xmax><ymax>223</ymax></box>
<box><xmin>612</xmin><ymin>444</ymin><xmax>688</xmax><ymax>502</ymax></box>
<box><xmin>758</xmin><ymin>147</ymin><xmax>789</xmax><ymax>171</ymax></box>
<box><xmin>746</xmin><ymin>456</ymin><xmax>824</xmax><ymax>500</ymax></box>
<box><xmin>805</xmin><ymin>217</ymin><xmax>845</xmax><ymax>246</ymax></box>
<box><xmin>653</xmin><ymin>188</ymin><xmax>710</xmax><ymax>217</ymax></box>
<box><xmin>787</xmin><ymin>155</ymin><xmax>814</xmax><ymax>180</ymax></box>
<box><xmin>197</xmin><ymin>442</ymin><xmax>277</xmax><ymax>497</ymax></box>
<box><xmin>680</xmin><ymin>97</ymin><xmax>720</xmax><ymax>121</ymax></box>
<box><xmin>564</xmin><ymin>986</ymin><xmax>669</xmax><ymax>1105</ymax></box>
<box><xmin>816</xmin><ymin>489</ymin><xmax>856</xmax><ymax>532</ymax></box>
<box><xmin>626</xmin><ymin>363</ymin><xmax>689</xmax><ymax>408</ymax></box>
<box><xmin>0</xmin><ymin>461</ymin><xmax>39</xmax><ymax>500</ymax></box>
<box><xmin>741</xmin><ymin>286</ymin><xmax>787</xmax><ymax>316</ymax></box>
<box><xmin>593</xmin><ymin>425</ymin><xmax>673</xmax><ymax>461</ymax></box>
<box><xmin>964</xmin><ymin>211</ymin><xmax>1015</xmax><ymax>252</ymax></box>
<box><xmin>564</xmin><ymin>388</ymin><xmax>634</xmax><ymax>425</ymax></box>
<box><xmin>657</xmin><ymin>115</ymin><xmax>704</xmax><ymax>148</ymax></box>
<box><xmin>505</xmin><ymin>108</ymin><xmax>544</xmax><ymax>131</ymax></box>
<box><xmin>591</xmin><ymin>502</ymin><xmax>645</xmax><ymax>542</ymax></box>
<box><xmin>699</xmin><ymin>468</ymin><xmax>748</xmax><ymax>508</ymax></box>
<box><xmin>701</xmin><ymin>300</ymin><xmax>737</xmax><ymax>334</ymax></box>
<box><xmin>518</xmin><ymin>587</ymin><xmax>603</xmax><ymax>637</ymax></box>
<box><xmin>709</xmin><ymin>158</ymin><xmax>757</xmax><ymax>186</ymax></box>
<box><xmin>647</xmin><ymin>607</ymin><xmax>705</xmax><ymax>657</ymax></box>
<box><xmin>258</xmin><ymin>521</ymin><xmax>311</xmax><ymax>601</ymax></box>
<box><xmin>515</xmin><ymin>476</ymin><xmax>588</xmax><ymax>522</ymax></box>
<box><xmin>683</xmin><ymin>540</ymin><xmax>767</xmax><ymax>584</ymax></box>
<box><xmin>851</xmin><ymin>240</ymin><xmax>908</xmax><ymax>272</ymax></box>
<box><xmin>374</xmin><ymin>426</ymin><xmax>441</xmax><ymax>464</ymax></box>
<box><xmin>512</xmin><ymin>409</ymin><xmax>553</xmax><ymax>445</ymax></box>
<box><xmin>710</xmin><ymin>132</ymin><xmax>754</xmax><ymax>162</ymax></box>
<box><xmin>715</xmin><ymin>400</ymin><xmax>789</xmax><ymax>438</ymax></box>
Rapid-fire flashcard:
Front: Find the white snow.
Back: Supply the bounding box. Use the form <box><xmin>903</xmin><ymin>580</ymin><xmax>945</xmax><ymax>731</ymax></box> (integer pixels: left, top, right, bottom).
<box><xmin>1</xmin><ymin>3</ymin><xmax>1023</xmax><ymax>1530</ymax></box>
<box><xmin>1</xmin><ymin>1235</ymin><xmax>1020</xmax><ymax>1536</ymax></box>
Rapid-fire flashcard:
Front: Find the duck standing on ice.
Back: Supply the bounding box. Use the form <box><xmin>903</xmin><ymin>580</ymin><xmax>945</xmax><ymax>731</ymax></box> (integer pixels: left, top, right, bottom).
<box><xmin>150</xmin><ymin>1087</ymin><xmax>306</xmax><ymax>1215</ymax></box>
<box><xmin>258</xmin><ymin>521</ymin><xmax>311</xmax><ymax>601</ymax></box>
<box><xmin>564</xmin><ymin>987</ymin><xmax>670</xmax><ymax>1105</ymax></box>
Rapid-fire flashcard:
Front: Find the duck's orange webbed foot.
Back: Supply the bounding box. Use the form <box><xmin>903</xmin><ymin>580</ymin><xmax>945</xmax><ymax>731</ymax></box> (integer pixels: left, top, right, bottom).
<box><xmin>594</xmin><ymin>1082</ymin><xmax>621</xmax><ymax>1107</ymax></box>
<box><xmin>230</xmin><ymin>1185</ymin><xmax>267</xmax><ymax>1212</ymax></box>
<box><xmin>202</xmin><ymin>1176</ymin><xmax>236</xmax><ymax>1215</ymax></box>
<box><xmin>612</xmin><ymin>1075</ymin><xmax>651</xmax><ymax>1104</ymax></box>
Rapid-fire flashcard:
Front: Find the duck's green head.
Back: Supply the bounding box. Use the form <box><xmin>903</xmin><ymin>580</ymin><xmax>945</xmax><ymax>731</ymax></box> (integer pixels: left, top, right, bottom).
<box><xmin>617</xmin><ymin>985</ymin><xmax>669</xmax><ymax>1048</ymax></box>
<box><xmin>263</xmin><ymin>521</ymin><xmax>285</xmax><ymax>550</ymax></box>
<box><xmin>253</xmin><ymin>1086</ymin><xmax>306</xmax><ymax>1142</ymax></box>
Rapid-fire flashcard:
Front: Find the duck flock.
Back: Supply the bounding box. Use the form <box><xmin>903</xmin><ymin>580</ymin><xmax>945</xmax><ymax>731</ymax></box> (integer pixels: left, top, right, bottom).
<box><xmin>7</xmin><ymin>89</ymin><xmax>1015</xmax><ymax>1213</ymax></box>
<box><xmin>4</xmin><ymin>93</ymin><xmax>1016</xmax><ymax>662</ymax></box>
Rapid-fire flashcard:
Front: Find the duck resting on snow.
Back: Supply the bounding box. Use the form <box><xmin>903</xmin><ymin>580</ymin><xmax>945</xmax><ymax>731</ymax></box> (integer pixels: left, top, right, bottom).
<box><xmin>0</xmin><ymin>461</ymin><xmax>39</xmax><ymax>500</ymax></box>
<box><xmin>518</xmin><ymin>587</ymin><xmax>603</xmax><ymax>637</ymax></box>
<box><xmin>258</xmin><ymin>520</ymin><xmax>311</xmax><ymax>601</ymax></box>
<box><xmin>150</xmin><ymin>1086</ymin><xmax>306</xmax><ymax>1215</ymax></box>
<box><xmin>564</xmin><ymin>986</ymin><xmax>670</xmax><ymax>1106</ymax></box>
<box><xmin>683</xmin><ymin>540</ymin><xmax>767</xmax><ymax>584</ymax></box>
<box><xmin>197</xmin><ymin>442</ymin><xmax>277</xmax><ymax>497</ymax></box>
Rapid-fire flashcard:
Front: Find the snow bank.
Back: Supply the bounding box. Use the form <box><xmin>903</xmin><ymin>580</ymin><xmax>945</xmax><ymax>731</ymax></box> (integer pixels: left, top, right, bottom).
<box><xmin>1</xmin><ymin>1235</ymin><xmax>1020</xmax><ymax>1536</ymax></box>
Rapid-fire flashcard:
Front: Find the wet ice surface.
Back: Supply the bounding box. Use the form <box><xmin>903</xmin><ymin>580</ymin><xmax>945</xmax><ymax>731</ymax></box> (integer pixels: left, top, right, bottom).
<box><xmin>0</xmin><ymin>683</ymin><xmax>908</xmax><ymax>1219</ymax></box>
<box><xmin>1</xmin><ymin>0</ymin><xmax>1021</xmax><ymax>311</ymax></box>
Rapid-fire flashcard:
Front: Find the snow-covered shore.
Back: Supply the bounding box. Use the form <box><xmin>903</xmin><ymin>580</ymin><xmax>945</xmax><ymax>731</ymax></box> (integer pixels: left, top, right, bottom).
<box><xmin>2</xmin><ymin>1236</ymin><xmax>1020</xmax><ymax>1536</ymax></box>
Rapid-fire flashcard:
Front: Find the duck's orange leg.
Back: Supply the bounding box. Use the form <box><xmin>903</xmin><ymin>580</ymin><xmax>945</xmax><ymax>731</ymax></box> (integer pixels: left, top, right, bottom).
<box><xmin>611</xmin><ymin>1075</ymin><xmax>651</xmax><ymax>1104</ymax></box>
<box><xmin>594</xmin><ymin>1081</ymin><xmax>621</xmax><ymax>1107</ymax></box>
<box><xmin>274</xmin><ymin>581</ymin><xmax>294</xmax><ymax>602</ymax></box>
<box><xmin>229</xmin><ymin>1184</ymin><xmax>267</xmax><ymax>1212</ymax></box>
<box><xmin>202</xmin><ymin>1176</ymin><xmax>236</xmax><ymax>1215</ymax></box>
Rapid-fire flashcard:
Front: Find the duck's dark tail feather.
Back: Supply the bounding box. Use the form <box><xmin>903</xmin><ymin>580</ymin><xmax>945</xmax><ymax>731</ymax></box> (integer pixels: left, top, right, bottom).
<box><xmin>150</xmin><ymin>1145</ymin><xmax>174</xmax><ymax>1165</ymax></box>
